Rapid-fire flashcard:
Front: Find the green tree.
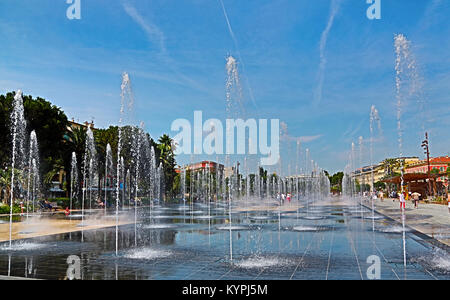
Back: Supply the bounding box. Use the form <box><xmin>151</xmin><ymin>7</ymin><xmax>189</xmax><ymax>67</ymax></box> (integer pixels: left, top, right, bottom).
<box><xmin>374</xmin><ymin>181</ymin><xmax>386</xmax><ymax>191</ymax></box>
<box><xmin>328</xmin><ymin>172</ymin><xmax>344</xmax><ymax>192</ymax></box>
<box><xmin>65</xmin><ymin>126</ymin><xmax>87</xmax><ymax>163</ymax></box>
<box><xmin>0</xmin><ymin>92</ymin><xmax>69</xmax><ymax>186</ymax></box>
<box><xmin>0</xmin><ymin>168</ymin><xmax>25</xmax><ymax>204</ymax></box>
<box><xmin>430</xmin><ymin>168</ymin><xmax>440</xmax><ymax>175</ymax></box>
<box><xmin>381</xmin><ymin>158</ymin><xmax>402</xmax><ymax>177</ymax></box>
<box><xmin>64</xmin><ymin>126</ymin><xmax>87</xmax><ymax>196</ymax></box>
<box><xmin>1</xmin><ymin>92</ymin><xmax>70</xmax><ymax>200</ymax></box>
<box><xmin>44</xmin><ymin>158</ymin><xmax>65</xmax><ymax>185</ymax></box>
<box><xmin>94</xmin><ymin>126</ymin><xmax>119</xmax><ymax>188</ymax></box>
<box><xmin>157</xmin><ymin>134</ymin><xmax>177</xmax><ymax>198</ymax></box>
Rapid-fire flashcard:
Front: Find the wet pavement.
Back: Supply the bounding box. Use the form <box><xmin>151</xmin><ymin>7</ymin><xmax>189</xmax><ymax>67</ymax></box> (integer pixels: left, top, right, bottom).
<box><xmin>0</xmin><ymin>198</ymin><xmax>448</xmax><ymax>280</ymax></box>
<box><xmin>364</xmin><ymin>197</ymin><xmax>450</xmax><ymax>246</ymax></box>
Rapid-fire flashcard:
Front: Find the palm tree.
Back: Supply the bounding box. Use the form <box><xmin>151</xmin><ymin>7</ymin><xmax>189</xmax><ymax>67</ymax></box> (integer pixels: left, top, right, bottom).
<box><xmin>44</xmin><ymin>158</ymin><xmax>65</xmax><ymax>185</ymax></box>
<box><xmin>157</xmin><ymin>134</ymin><xmax>177</xmax><ymax>197</ymax></box>
<box><xmin>0</xmin><ymin>168</ymin><xmax>24</xmax><ymax>204</ymax></box>
<box><xmin>65</xmin><ymin>126</ymin><xmax>87</xmax><ymax>159</ymax></box>
<box><xmin>381</xmin><ymin>158</ymin><xmax>402</xmax><ymax>177</ymax></box>
<box><xmin>157</xmin><ymin>134</ymin><xmax>174</xmax><ymax>164</ymax></box>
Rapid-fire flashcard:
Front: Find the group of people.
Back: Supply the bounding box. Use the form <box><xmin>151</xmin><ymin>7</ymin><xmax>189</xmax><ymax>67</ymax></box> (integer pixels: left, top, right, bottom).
<box><xmin>371</xmin><ymin>190</ymin><xmax>450</xmax><ymax>213</ymax></box>
<box><xmin>398</xmin><ymin>191</ymin><xmax>422</xmax><ymax>210</ymax></box>
<box><xmin>276</xmin><ymin>193</ymin><xmax>292</xmax><ymax>204</ymax></box>
<box><xmin>366</xmin><ymin>190</ymin><xmax>420</xmax><ymax>211</ymax></box>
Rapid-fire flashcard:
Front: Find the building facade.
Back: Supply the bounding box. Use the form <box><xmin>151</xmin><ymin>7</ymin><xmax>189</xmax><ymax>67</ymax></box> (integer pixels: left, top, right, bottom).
<box><xmin>352</xmin><ymin>157</ymin><xmax>420</xmax><ymax>191</ymax></box>
<box><xmin>405</xmin><ymin>156</ymin><xmax>450</xmax><ymax>187</ymax></box>
<box><xmin>176</xmin><ymin>161</ymin><xmax>225</xmax><ymax>174</ymax></box>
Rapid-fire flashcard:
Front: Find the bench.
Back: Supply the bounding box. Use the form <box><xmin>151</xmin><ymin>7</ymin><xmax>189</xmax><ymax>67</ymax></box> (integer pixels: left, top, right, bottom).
<box><xmin>49</xmin><ymin>202</ymin><xmax>61</xmax><ymax>211</ymax></box>
<box><xmin>39</xmin><ymin>202</ymin><xmax>60</xmax><ymax>212</ymax></box>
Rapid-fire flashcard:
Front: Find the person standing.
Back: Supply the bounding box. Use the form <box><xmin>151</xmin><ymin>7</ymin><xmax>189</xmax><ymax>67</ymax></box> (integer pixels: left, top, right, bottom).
<box><xmin>412</xmin><ymin>192</ymin><xmax>421</xmax><ymax>209</ymax></box>
<box><xmin>399</xmin><ymin>192</ymin><xmax>406</xmax><ymax>211</ymax></box>
<box><xmin>378</xmin><ymin>191</ymin><xmax>384</xmax><ymax>202</ymax></box>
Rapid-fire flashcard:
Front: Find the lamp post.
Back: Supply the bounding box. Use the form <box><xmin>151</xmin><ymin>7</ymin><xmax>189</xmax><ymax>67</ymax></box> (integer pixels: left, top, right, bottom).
<box><xmin>421</xmin><ymin>132</ymin><xmax>433</xmax><ymax>198</ymax></box>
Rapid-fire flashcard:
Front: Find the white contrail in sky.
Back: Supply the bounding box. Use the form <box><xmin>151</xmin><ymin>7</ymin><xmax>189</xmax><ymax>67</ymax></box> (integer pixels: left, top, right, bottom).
<box><xmin>314</xmin><ymin>0</ymin><xmax>341</xmax><ymax>107</ymax></box>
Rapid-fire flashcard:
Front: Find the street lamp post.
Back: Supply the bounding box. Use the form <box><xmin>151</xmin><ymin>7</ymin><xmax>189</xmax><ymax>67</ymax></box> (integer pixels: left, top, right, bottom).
<box><xmin>421</xmin><ymin>132</ymin><xmax>433</xmax><ymax>198</ymax></box>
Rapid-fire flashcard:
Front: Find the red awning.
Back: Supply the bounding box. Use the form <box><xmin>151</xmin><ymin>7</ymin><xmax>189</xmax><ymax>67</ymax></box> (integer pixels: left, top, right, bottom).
<box><xmin>382</xmin><ymin>173</ymin><xmax>443</xmax><ymax>184</ymax></box>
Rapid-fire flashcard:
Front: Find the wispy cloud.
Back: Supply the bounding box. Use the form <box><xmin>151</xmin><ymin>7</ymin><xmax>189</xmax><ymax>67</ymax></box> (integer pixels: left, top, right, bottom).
<box><xmin>418</xmin><ymin>0</ymin><xmax>444</xmax><ymax>31</ymax></box>
<box><xmin>122</xmin><ymin>1</ymin><xmax>166</xmax><ymax>55</ymax></box>
<box><xmin>313</xmin><ymin>0</ymin><xmax>341</xmax><ymax>107</ymax></box>
<box><xmin>280</xmin><ymin>121</ymin><xmax>322</xmax><ymax>143</ymax></box>
<box><xmin>299</xmin><ymin>135</ymin><xmax>323</xmax><ymax>143</ymax></box>
<box><xmin>121</xmin><ymin>1</ymin><xmax>211</xmax><ymax>95</ymax></box>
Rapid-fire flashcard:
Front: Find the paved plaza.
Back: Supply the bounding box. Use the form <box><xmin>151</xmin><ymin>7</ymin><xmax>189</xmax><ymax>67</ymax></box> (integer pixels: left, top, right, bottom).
<box><xmin>0</xmin><ymin>199</ymin><xmax>448</xmax><ymax>280</ymax></box>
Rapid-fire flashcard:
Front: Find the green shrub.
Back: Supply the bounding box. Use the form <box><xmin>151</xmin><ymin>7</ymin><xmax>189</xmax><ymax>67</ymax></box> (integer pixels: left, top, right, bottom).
<box><xmin>0</xmin><ymin>205</ymin><xmax>22</xmax><ymax>215</ymax></box>
<box><xmin>433</xmin><ymin>196</ymin><xmax>446</xmax><ymax>204</ymax></box>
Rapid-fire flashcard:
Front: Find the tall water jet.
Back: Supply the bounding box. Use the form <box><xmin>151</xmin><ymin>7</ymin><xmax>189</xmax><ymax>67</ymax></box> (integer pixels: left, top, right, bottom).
<box><xmin>394</xmin><ymin>33</ymin><xmax>412</xmax><ymax>269</ymax></box>
<box><xmin>70</xmin><ymin>152</ymin><xmax>78</xmax><ymax>216</ymax></box>
<box><xmin>116</xmin><ymin>72</ymin><xmax>134</xmax><ymax>256</ymax></box>
<box><xmin>132</xmin><ymin>125</ymin><xmax>144</xmax><ymax>246</ymax></box>
<box><xmin>225</xmin><ymin>55</ymin><xmax>243</xmax><ymax>117</ymax></box>
<box><xmin>160</xmin><ymin>163</ymin><xmax>165</xmax><ymax>201</ymax></box>
<box><xmin>150</xmin><ymin>147</ymin><xmax>156</xmax><ymax>204</ymax></box>
<box><xmin>26</xmin><ymin>130</ymin><xmax>40</xmax><ymax>218</ymax></box>
<box><xmin>126</xmin><ymin>168</ymin><xmax>130</xmax><ymax>207</ymax></box>
<box><xmin>358</xmin><ymin>136</ymin><xmax>364</xmax><ymax>195</ymax></box>
<box><xmin>181</xmin><ymin>166</ymin><xmax>186</xmax><ymax>202</ymax></box>
<box><xmin>369</xmin><ymin>105</ymin><xmax>382</xmax><ymax>231</ymax></box>
<box><xmin>81</xmin><ymin>127</ymin><xmax>96</xmax><ymax>241</ymax></box>
<box><xmin>342</xmin><ymin>166</ymin><xmax>353</xmax><ymax>198</ymax></box>
<box><xmin>358</xmin><ymin>136</ymin><xmax>365</xmax><ymax>218</ymax></box>
<box><xmin>370</xmin><ymin>105</ymin><xmax>381</xmax><ymax>191</ymax></box>
<box><xmin>224</xmin><ymin>55</ymin><xmax>245</xmax><ymax>262</ymax></box>
<box><xmin>104</xmin><ymin>144</ymin><xmax>113</xmax><ymax>214</ymax></box>
<box><xmin>351</xmin><ymin>143</ymin><xmax>357</xmax><ymax>199</ymax></box>
<box><xmin>9</xmin><ymin>90</ymin><xmax>26</xmax><ymax>248</ymax></box>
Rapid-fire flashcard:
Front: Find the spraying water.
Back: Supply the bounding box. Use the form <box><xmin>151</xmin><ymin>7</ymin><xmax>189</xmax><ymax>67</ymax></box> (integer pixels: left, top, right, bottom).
<box><xmin>104</xmin><ymin>144</ymin><xmax>113</xmax><ymax>214</ymax></box>
<box><xmin>394</xmin><ymin>33</ymin><xmax>411</xmax><ymax>269</ymax></box>
<box><xmin>26</xmin><ymin>131</ymin><xmax>40</xmax><ymax>219</ymax></box>
<box><xmin>9</xmin><ymin>90</ymin><xmax>26</xmax><ymax>248</ymax></box>
<box><xmin>81</xmin><ymin>127</ymin><xmax>96</xmax><ymax>241</ymax></box>
<box><xmin>133</xmin><ymin>124</ymin><xmax>144</xmax><ymax>246</ymax></box>
<box><xmin>369</xmin><ymin>105</ymin><xmax>381</xmax><ymax>231</ymax></box>
<box><xmin>116</xmin><ymin>72</ymin><xmax>134</xmax><ymax>255</ymax></box>
<box><xmin>70</xmin><ymin>152</ymin><xmax>78</xmax><ymax>217</ymax></box>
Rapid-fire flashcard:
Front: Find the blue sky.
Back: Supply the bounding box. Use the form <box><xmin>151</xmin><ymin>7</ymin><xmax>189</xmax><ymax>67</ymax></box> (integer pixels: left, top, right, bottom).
<box><xmin>0</xmin><ymin>0</ymin><xmax>449</xmax><ymax>174</ymax></box>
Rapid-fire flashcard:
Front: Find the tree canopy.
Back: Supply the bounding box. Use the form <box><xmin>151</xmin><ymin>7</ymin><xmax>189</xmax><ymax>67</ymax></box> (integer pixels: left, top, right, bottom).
<box><xmin>0</xmin><ymin>92</ymin><xmax>69</xmax><ymax>178</ymax></box>
<box><xmin>0</xmin><ymin>92</ymin><xmax>177</xmax><ymax>200</ymax></box>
